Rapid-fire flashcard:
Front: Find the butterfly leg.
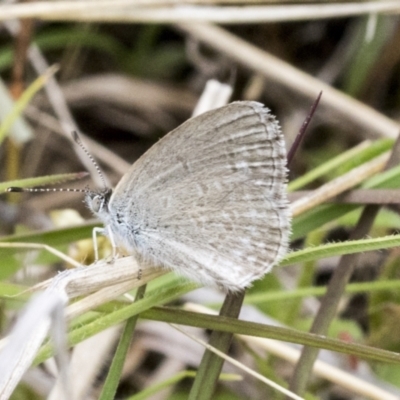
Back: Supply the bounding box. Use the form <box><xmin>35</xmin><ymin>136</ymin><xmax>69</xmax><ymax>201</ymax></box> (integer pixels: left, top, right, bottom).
<box><xmin>106</xmin><ymin>227</ymin><xmax>119</xmax><ymax>262</ymax></box>
<box><xmin>92</xmin><ymin>227</ymin><xmax>105</xmax><ymax>261</ymax></box>
<box><xmin>92</xmin><ymin>226</ymin><xmax>118</xmax><ymax>262</ymax></box>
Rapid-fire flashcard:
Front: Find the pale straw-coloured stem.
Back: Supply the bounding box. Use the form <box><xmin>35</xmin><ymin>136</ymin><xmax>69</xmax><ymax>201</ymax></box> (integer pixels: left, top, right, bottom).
<box><xmin>0</xmin><ymin>1</ymin><xmax>400</xmax><ymax>23</ymax></box>
<box><xmin>290</xmin><ymin>152</ymin><xmax>390</xmax><ymax>217</ymax></box>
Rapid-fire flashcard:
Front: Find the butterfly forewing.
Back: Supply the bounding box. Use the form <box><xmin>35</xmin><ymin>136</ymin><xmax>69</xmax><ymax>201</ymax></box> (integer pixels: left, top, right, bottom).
<box><xmin>108</xmin><ymin>101</ymin><xmax>290</xmax><ymax>291</ymax></box>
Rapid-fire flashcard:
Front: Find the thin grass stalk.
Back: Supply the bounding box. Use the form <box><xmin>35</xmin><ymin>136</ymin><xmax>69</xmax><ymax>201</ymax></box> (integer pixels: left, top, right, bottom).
<box><xmin>1</xmin><ymin>1</ymin><xmax>400</xmax><ymax>23</ymax></box>
<box><xmin>142</xmin><ymin>307</ymin><xmax>400</xmax><ymax>364</ymax></box>
<box><xmin>188</xmin><ymin>291</ymin><xmax>245</xmax><ymax>399</ymax></box>
<box><xmin>244</xmin><ymin>279</ymin><xmax>400</xmax><ymax>304</ymax></box>
<box><xmin>99</xmin><ymin>284</ymin><xmax>147</xmax><ymax>400</ymax></box>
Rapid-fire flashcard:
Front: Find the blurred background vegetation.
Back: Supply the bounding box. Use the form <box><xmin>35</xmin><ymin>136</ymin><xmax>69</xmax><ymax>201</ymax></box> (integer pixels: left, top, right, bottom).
<box><xmin>1</xmin><ymin>1</ymin><xmax>400</xmax><ymax>400</ymax></box>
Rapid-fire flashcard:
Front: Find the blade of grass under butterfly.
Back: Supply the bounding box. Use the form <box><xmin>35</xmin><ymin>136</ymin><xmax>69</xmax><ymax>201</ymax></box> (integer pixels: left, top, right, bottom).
<box><xmin>99</xmin><ymin>284</ymin><xmax>147</xmax><ymax>400</ymax></box>
<box><xmin>188</xmin><ymin>291</ymin><xmax>245</xmax><ymax>400</ymax></box>
<box><xmin>34</xmin><ymin>281</ymin><xmax>197</xmax><ymax>366</ymax></box>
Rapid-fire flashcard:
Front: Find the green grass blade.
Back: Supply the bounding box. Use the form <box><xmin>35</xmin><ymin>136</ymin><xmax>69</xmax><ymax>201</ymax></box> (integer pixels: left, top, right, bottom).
<box><xmin>0</xmin><ymin>65</ymin><xmax>58</xmax><ymax>145</ymax></box>
<box><xmin>0</xmin><ymin>78</ymin><xmax>33</xmax><ymax>144</ymax></box>
<box><xmin>142</xmin><ymin>307</ymin><xmax>400</xmax><ymax>365</ymax></box>
<box><xmin>288</xmin><ymin>139</ymin><xmax>392</xmax><ymax>191</ymax></box>
<box><xmin>99</xmin><ymin>285</ymin><xmax>147</xmax><ymax>400</ymax></box>
<box><xmin>245</xmin><ymin>280</ymin><xmax>400</xmax><ymax>304</ymax></box>
<box><xmin>292</xmin><ymin>158</ymin><xmax>400</xmax><ymax>240</ymax></box>
<box><xmin>292</xmin><ymin>204</ymin><xmax>356</xmax><ymax>240</ymax></box>
<box><xmin>281</xmin><ymin>234</ymin><xmax>400</xmax><ymax>267</ymax></box>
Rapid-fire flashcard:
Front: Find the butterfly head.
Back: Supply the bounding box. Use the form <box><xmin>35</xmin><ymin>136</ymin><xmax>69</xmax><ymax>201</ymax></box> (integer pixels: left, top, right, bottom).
<box><xmin>85</xmin><ymin>188</ymin><xmax>113</xmax><ymax>219</ymax></box>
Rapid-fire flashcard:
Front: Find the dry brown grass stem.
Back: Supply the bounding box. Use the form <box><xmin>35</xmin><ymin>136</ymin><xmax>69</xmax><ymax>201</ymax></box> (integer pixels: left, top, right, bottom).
<box><xmin>0</xmin><ymin>1</ymin><xmax>400</xmax><ymax>23</ymax></box>
<box><xmin>177</xmin><ymin>23</ymin><xmax>400</xmax><ymax>140</ymax></box>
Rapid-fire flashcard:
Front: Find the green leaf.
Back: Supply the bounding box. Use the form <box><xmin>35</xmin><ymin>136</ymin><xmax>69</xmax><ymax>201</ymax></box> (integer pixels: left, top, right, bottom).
<box><xmin>0</xmin><ymin>66</ymin><xmax>58</xmax><ymax>145</ymax></box>
<box><xmin>99</xmin><ymin>285</ymin><xmax>147</xmax><ymax>400</ymax></box>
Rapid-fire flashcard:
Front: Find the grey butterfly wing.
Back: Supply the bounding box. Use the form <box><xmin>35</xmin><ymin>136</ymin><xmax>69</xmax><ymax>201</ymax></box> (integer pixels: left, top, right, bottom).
<box><xmin>110</xmin><ymin>101</ymin><xmax>290</xmax><ymax>291</ymax></box>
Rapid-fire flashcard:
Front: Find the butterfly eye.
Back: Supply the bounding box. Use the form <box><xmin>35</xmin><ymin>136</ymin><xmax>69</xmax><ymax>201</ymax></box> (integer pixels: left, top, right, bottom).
<box><xmin>91</xmin><ymin>195</ymin><xmax>104</xmax><ymax>213</ymax></box>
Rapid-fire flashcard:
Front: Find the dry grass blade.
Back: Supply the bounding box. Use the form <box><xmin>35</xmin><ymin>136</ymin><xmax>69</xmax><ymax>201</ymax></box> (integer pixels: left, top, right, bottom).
<box><xmin>35</xmin><ymin>256</ymin><xmax>164</xmax><ymax>299</ymax></box>
<box><xmin>177</xmin><ymin>23</ymin><xmax>399</xmax><ymax>139</ymax></box>
<box><xmin>192</xmin><ymin>79</ymin><xmax>232</xmax><ymax>117</ymax></box>
<box><xmin>0</xmin><ymin>288</ymin><xmax>68</xmax><ymax>399</ymax></box>
<box><xmin>0</xmin><ymin>1</ymin><xmax>400</xmax><ymax>23</ymax></box>
<box><xmin>289</xmin><ymin>189</ymin><xmax>400</xmax><ymax>204</ymax></box>
<box><xmin>0</xmin><ymin>250</ymin><xmax>166</xmax><ymax>398</ymax></box>
<box><xmin>48</xmin><ymin>326</ymin><xmax>121</xmax><ymax>400</ymax></box>
<box><xmin>290</xmin><ymin>152</ymin><xmax>390</xmax><ymax>217</ymax></box>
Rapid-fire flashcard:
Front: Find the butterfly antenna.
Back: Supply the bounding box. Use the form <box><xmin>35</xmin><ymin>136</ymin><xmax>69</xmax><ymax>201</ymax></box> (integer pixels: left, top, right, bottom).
<box><xmin>72</xmin><ymin>131</ymin><xmax>108</xmax><ymax>189</ymax></box>
<box><xmin>7</xmin><ymin>187</ymin><xmax>88</xmax><ymax>194</ymax></box>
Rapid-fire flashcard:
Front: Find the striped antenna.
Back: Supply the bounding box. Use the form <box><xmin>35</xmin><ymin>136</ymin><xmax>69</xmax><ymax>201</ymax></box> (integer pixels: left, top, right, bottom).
<box><xmin>72</xmin><ymin>131</ymin><xmax>107</xmax><ymax>189</ymax></box>
<box><xmin>6</xmin><ymin>172</ymin><xmax>90</xmax><ymax>194</ymax></box>
<box><xmin>7</xmin><ymin>187</ymin><xmax>88</xmax><ymax>194</ymax></box>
